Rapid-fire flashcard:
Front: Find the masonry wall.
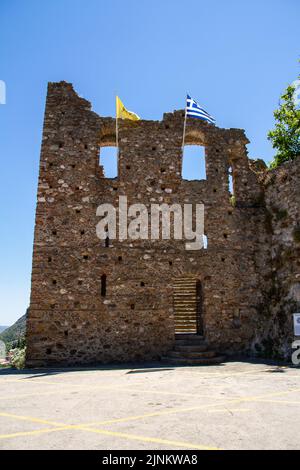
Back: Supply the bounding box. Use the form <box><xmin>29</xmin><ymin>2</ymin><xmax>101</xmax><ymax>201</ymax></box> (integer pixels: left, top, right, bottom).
<box><xmin>249</xmin><ymin>159</ymin><xmax>300</xmax><ymax>358</ymax></box>
<box><xmin>26</xmin><ymin>82</ymin><xmax>276</xmax><ymax>366</ymax></box>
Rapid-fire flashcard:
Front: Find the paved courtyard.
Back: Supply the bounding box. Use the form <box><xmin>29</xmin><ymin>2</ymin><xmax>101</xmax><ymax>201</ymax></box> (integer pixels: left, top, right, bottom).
<box><xmin>0</xmin><ymin>360</ymin><xmax>300</xmax><ymax>450</ymax></box>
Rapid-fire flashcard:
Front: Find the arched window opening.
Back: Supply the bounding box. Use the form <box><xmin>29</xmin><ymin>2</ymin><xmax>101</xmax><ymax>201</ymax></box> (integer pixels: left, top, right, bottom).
<box><xmin>182</xmin><ymin>145</ymin><xmax>206</xmax><ymax>180</ymax></box>
<box><xmin>101</xmin><ymin>274</ymin><xmax>107</xmax><ymax>297</ymax></box>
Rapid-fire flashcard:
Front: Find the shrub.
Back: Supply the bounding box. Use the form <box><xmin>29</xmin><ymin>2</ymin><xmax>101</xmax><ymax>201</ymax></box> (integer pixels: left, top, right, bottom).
<box><xmin>229</xmin><ymin>195</ymin><xmax>236</xmax><ymax>207</ymax></box>
<box><xmin>10</xmin><ymin>347</ymin><xmax>26</xmax><ymax>370</ymax></box>
<box><xmin>268</xmin><ymin>67</ymin><xmax>300</xmax><ymax>169</ymax></box>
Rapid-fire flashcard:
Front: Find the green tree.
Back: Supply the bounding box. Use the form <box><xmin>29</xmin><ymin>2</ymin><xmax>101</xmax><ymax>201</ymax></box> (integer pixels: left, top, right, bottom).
<box><xmin>268</xmin><ymin>72</ymin><xmax>300</xmax><ymax>168</ymax></box>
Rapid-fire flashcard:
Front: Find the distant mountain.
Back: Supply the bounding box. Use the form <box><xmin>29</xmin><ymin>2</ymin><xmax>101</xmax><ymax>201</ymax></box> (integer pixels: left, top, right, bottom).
<box><xmin>0</xmin><ymin>326</ymin><xmax>9</xmax><ymax>333</ymax></box>
<box><xmin>0</xmin><ymin>311</ymin><xmax>27</xmax><ymax>346</ymax></box>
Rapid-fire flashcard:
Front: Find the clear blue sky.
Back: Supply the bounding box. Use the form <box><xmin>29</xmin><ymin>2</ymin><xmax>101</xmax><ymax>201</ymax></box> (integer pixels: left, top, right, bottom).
<box><xmin>0</xmin><ymin>0</ymin><xmax>299</xmax><ymax>325</ymax></box>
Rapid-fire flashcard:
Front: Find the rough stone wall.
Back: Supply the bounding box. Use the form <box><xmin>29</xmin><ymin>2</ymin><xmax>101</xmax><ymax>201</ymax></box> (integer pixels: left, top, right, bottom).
<box><xmin>26</xmin><ymin>81</ymin><xmax>296</xmax><ymax>366</ymax></box>
<box><xmin>250</xmin><ymin>159</ymin><xmax>300</xmax><ymax>358</ymax></box>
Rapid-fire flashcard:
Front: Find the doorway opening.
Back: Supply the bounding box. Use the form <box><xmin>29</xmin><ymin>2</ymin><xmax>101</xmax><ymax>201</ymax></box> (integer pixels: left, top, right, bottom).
<box><xmin>173</xmin><ymin>276</ymin><xmax>203</xmax><ymax>334</ymax></box>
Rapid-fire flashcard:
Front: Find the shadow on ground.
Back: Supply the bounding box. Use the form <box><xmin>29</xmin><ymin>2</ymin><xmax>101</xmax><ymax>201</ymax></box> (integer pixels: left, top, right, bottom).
<box><xmin>0</xmin><ymin>355</ymin><xmax>297</xmax><ymax>378</ymax></box>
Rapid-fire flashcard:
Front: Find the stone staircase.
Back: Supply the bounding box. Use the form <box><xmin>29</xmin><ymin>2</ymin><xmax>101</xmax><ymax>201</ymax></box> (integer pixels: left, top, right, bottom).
<box><xmin>173</xmin><ymin>277</ymin><xmax>200</xmax><ymax>334</ymax></box>
<box><xmin>162</xmin><ymin>334</ymin><xmax>226</xmax><ymax>365</ymax></box>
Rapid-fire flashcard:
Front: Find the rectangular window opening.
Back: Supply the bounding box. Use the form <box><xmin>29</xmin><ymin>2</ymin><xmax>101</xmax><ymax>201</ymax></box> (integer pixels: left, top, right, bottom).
<box><xmin>100</xmin><ymin>146</ymin><xmax>118</xmax><ymax>178</ymax></box>
<box><xmin>101</xmin><ymin>274</ymin><xmax>107</xmax><ymax>297</ymax></box>
<box><xmin>182</xmin><ymin>145</ymin><xmax>206</xmax><ymax>180</ymax></box>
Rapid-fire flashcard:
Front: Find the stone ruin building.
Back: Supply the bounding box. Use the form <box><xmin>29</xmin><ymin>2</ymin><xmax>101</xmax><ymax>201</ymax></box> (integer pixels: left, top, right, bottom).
<box><xmin>26</xmin><ymin>82</ymin><xmax>300</xmax><ymax>366</ymax></box>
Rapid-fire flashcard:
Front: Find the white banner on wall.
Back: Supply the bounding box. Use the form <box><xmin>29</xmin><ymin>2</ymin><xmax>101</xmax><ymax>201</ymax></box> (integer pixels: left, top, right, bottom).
<box><xmin>293</xmin><ymin>313</ymin><xmax>300</xmax><ymax>336</ymax></box>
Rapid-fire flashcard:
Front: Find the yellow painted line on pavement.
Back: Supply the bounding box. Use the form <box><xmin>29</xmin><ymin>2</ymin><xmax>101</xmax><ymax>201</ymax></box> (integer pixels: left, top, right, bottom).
<box><xmin>183</xmin><ymin>368</ymin><xmax>293</xmax><ymax>378</ymax></box>
<box><xmin>1</xmin><ymin>378</ymin><xmax>71</xmax><ymax>386</ymax></box>
<box><xmin>0</xmin><ymin>424</ymin><xmax>220</xmax><ymax>450</ymax></box>
<box><xmin>0</xmin><ymin>426</ymin><xmax>72</xmax><ymax>440</ymax></box>
<box><xmin>86</xmin><ymin>386</ymin><xmax>300</xmax><ymax>427</ymax></box>
<box><xmin>1</xmin><ymin>386</ymin><xmax>300</xmax><ymax>446</ymax></box>
<box><xmin>79</xmin><ymin>426</ymin><xmax>221</xmax><ymax>450</ymax></box>
<box><xmin>252</xmin><ymin>398</ymin><xmax>300</xmax><ymax>406</ymax></box>
<box><xmin>0</xmin><ymin>412</ymin><xmax>220</xmax><ymax>450</ymax></box>
<box><xmin>0</xmin><ymin>412</ymin><xmax>64</xmax><ymax>427</ymax></box>
<box><xmin>0</xmin><ymin>383</ymin><xmax>129</xmax><ymax>400</ymax></box>
<box><xmin>0</xmin><ymin>382</ymin><xmax>224</xmax><ymax>402</ymax></box>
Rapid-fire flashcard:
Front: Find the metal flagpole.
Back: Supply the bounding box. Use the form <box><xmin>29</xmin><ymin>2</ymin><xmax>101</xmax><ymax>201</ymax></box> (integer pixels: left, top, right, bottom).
<box><xmin>181</xmin><ymin>96</ymin><xmax>187</xmax><ymax>157</ymax></box>
<box><xmin>116</xmin><ymin>95</ymin><xmax>119</xmax><ymax>158</ymax></box>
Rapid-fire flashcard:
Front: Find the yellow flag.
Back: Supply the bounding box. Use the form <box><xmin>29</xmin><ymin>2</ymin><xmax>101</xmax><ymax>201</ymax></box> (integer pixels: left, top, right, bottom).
<box><xmin>116</xmin><ymin>96</ymin><xmax>140</xmax><ymax>121</ymax></box>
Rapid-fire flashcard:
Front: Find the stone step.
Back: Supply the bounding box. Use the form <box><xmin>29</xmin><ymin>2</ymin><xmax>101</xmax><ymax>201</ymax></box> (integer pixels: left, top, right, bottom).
<box><xmin>175</xmin><ymin>313</ymin><xmax>198</xmax><ymax>317</ymax></box>
<box><xmin>174</xmin><ymin>303</ymin><xmax>197</xmax><ymax>306</ymax></box>
<box><xmin>175</xmin><ymin>309</ymin><xmax>197</xmax><ymax>312</ymax></box>
<box><xmin>175</xmin><ymin>334</ymin><xmax>204</xmax><ymax>341</ymax></box>
<box><xmin>174</xmin><ymin>343</ymin><xmax>208</xmax><ymax>352</ymax></box>
<box><xmin>167</xmin><ymin>350</ymin><xmax>216</xmax><ymax>359</ymax></box>
<box><xmin>174</xmin><ymin>283</ymin><xmax>196</xmax><ymax>286</ymax></box>
<box><xmin>175</xmin><ymin>321</ymin><xmax>197</xmax><ymax>325</ymax></box>
<box><xmin>175</xmin><ymin>328</ymin><xmax>197</xmax><ymax>333</ymax></box>
<box><xmin>174</xmin><ymin>314</ymin><xmax>197</xmax><ymax>317</ymax></box>
<box><xmin>174</xmin><ymin>287</ymin><xmax>196</xmax><ymax>290</ymax></box>
<box><xmin>174</xmin><ymin>304</ymin><xmax>197</xmax><ymax>308</ymax></box>
<box><xmin>175</xmin><ymin>326</ymin><xmax>197</xmax><ymax>330</ymax></box>
<box><xmin>161</xmin><ymin>356</ymin><xmax>226</xmax><ymax>366</ymax></box>
<box><xmin>173</xmin><ymin>322</ymin><xmax>197</xmax><ymax>328</ymax></box>
<box><xmin>174</xmin><ymin>295</ymin><xmax>196</xmax><ymax>299</ymax></box>
<box><xmin>174</xmin><ymin>306</ymin><xmax>197</xmax><ymax>309</ymax></box>
<box><xmin>174</xmin><ymin>290</ymin><xmax>196</xmax><ymax>293</ymax></box>
<box><xmin>174</xmin><ymin>302</ymin><xmax>196</xmax><ymax>305</ymax></box>
<box><xmin>174</xmin><ymin>280</ymin><xmax>197</xmax><ymax>283</ymax></box>
<box><xmin>174</xmin><ymin>294</ymin><xmax>196</xmax><ymax>297</ymax></box>
<box><xmin>175</xmin><ymin>320</ymin><xmax>197</xmax><ymax>324</ymax></box>
<box><xmin>174</xmin><ymin>316</ymin><xmax>197</xmax><ymax>320</ymax></box>
<box><xmin>174</xmin><ymin>284</ymin><xmax>196</xmax><ymax>287</ymax></box>
<box><xmin>174</xmin><ymin>306</ymin><xmax>197</xmax><ymax>310</ymax></box>
<box><xmin>174</xmin><ymin>312</ymin><xmax>197</xmax><ymax>316</ymax></box>
<box><xmin>174</xmin><ymin>301</ymin><xmax>197</xmax><ymax>305</ymax></box>
<box><xmin>175</xmin><ymin>320</ymin><xmax>197</xmax><ymax>323</ymax></box>
<box><xmin>175</xmin><ymin>302</ymin><xmax>197</xmax><ymax>305</ymax></box>
<box><xmin>174</xmin><ymin>308</ymin><xmax>197</xmax><ymax>313</ymax></box>
<box><xmin>174</xmin><ymin>307</ymin><xmax>197</xmax><ymax>318</ymax></box>
<box><xmin>174</xmin><ymin>292</ymin><xmax>196</xmax><ymax>295</ymax></box>
<box><xmin>175</xmin><ymin>322</ymin><xmax>197</xmax><ymax>328</ymax></box>
<box><xmin>175</xmin><ymin>310</ymin><xmax>197</xmax><ymax>313</ymax></box>
<box><xmin>174</xmin><ymin>296</ymin><xmax>196</xmax><ymax>300</ymax></box>
<box><xmin>174</xmin><ymin>320</ymin><xmax>197</xmax><ymax>323</ymax></box>
<box><xmin>174</xmin><ymin>308</ymin><xmax>198</xmax><ymax>320</ymax></box>
<box><xmin>174</xmin><ymin>288</ymin><xmax>196</xmax><ymax>290</ymax></box>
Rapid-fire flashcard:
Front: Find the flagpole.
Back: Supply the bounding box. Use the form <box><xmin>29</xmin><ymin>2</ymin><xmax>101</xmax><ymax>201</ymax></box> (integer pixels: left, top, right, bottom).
<box><xmin>181</xmin><ymin>97</ymin><xmax>187</xmax><ymax>157</ymax></box>
<box><xmin>116</xmin><ymin>95</ymin><xmax>119</xmax><ymax>158</ymax></box>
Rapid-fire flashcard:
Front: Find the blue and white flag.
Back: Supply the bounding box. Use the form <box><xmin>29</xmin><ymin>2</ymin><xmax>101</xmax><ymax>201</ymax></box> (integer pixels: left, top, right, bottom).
<box><xmin>186</xmin><ymin>94</ymin><xmax>215</xmax><ymax>125</ymax></box>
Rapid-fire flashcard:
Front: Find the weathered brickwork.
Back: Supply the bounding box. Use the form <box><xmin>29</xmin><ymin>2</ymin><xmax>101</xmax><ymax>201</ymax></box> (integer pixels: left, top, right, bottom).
<box><xmin>26</xmin><ymin>82</ymin><xmax>299</xmax><ymax>366</ymax></box>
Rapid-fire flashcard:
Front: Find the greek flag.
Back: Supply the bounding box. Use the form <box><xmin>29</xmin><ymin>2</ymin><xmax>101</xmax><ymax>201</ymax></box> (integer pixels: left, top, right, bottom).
<box><xmin>186</xmin><ymin>94</ymin><xmax>215</xmax><ymax>125</ymax></box>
